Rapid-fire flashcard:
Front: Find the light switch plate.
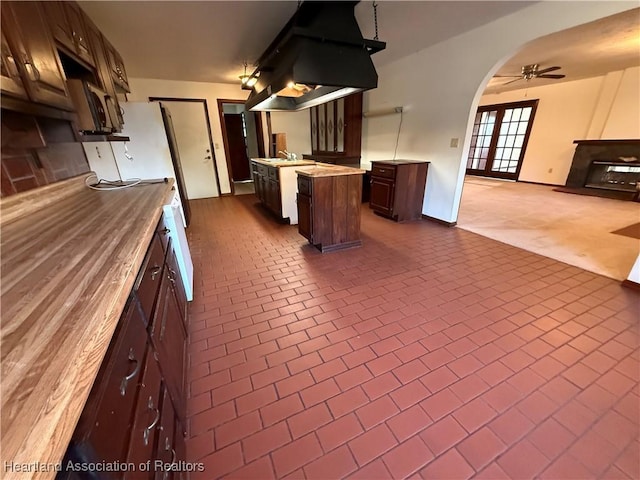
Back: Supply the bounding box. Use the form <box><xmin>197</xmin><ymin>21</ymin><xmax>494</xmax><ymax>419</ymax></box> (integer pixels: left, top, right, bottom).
<box><xmin>450</xmin><ymin>138</ymin><xmax>459</xmax><ymax>148</ymax></box>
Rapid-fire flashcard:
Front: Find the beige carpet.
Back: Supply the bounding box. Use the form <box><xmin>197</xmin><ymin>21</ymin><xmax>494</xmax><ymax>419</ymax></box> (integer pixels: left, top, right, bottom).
<box><xmin>457</xmin><ymin>176</ymin><xmax>640</xmax><ymax>281</ymax></box>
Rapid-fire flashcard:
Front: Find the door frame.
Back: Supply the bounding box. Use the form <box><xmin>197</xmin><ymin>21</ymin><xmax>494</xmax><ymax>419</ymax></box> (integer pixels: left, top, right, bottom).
<box><xmin>466</xmin><ymin>99</ymin><xmax>539</xmax><ymax>181</ymax></box>
<box><xmin>217</xmin><ymin>98</ymin><xmax>266</xmax><ymax>195</ymax></box>
<box><xmin>148</xmin><ymin>96</ymin><xmax>222</xmax><ymax>196</ymax></box>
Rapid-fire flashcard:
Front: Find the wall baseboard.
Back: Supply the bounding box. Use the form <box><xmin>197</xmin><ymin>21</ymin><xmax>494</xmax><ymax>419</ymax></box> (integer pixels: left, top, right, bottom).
<box><xmin>621</xmin><ymin>279</ymin><xmax>640</xmax><ymax>291</ymax></box>
<box><xmin>422</xmin><ymin>214</ymin><xmax>457</xmax><ymax>227</ymax></box>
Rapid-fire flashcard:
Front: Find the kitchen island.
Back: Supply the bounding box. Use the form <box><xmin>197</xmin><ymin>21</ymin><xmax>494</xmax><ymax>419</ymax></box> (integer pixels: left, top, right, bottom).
<box><xmin>1</xmin><ymin>175</ymin><xmax>177</xmax><ymax>479</ymax></box>
<box><xmin>251</xmin><ymin>158</ymin><xmax>315</xmax><ymax>224</ymax></box>
<box><xmin>296</xmin><ymin>164</ymin><xmax>365</xmax><ymax>252</ymax></box>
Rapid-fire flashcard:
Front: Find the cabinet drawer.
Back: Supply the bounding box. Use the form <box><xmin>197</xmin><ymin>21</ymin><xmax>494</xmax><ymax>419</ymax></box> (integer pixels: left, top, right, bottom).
<box><xmin>136</xmin><ymin>234</ymin><xmax>165</xmax><ymax>324</ymax></box>
<box><xmin>84</xmin><ymin>299</ymin><xmax>148</xmax><ymax>464</ymax></box>
<box><xmin>268</xmin><ymin>166</ymin><xmax>278</xmax><ymax>181</ymax></box>
<box><xmin>257</xmin><ymin>164</ymin><xmax>268</xmax><ymax>176</ymax></box>
<box><xmin>298</xmin><ymin>175</ymin><xmax>312</xmax><ymax>196</ymax></box>
<box><xmin>371</xmin><ymin>164</ymin><xmax>397</xmax><ymax>179</ymax></box>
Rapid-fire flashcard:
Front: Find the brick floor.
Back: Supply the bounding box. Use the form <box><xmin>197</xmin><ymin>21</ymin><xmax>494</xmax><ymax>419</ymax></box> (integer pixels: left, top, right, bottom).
<box><xmin>185</xmin><ymin>195</ymin><xmax>640</xmax><ymax>479</ymax></box>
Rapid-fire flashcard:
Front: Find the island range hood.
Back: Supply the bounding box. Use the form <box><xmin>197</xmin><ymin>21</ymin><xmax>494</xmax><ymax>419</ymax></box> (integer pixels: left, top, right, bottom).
<box><xmin>245</xmin><ymin>1</ymin><xmax>385</xmax><ymax>112</ymax></box>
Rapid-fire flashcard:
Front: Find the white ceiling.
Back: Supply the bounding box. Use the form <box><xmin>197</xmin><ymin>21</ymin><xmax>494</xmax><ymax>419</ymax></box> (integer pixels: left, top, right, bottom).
<box><xmin>79</xmin><ymin>1</ymin><xmax>640</xmax><ymax>91</ymax></box>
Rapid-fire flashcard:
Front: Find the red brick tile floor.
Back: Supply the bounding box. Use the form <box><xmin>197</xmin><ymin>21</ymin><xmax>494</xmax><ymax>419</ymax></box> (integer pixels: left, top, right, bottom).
<box><xmin>185</xmin><ymin>195</ymin><xmax>639</xmax><ymax>479</ymax></box>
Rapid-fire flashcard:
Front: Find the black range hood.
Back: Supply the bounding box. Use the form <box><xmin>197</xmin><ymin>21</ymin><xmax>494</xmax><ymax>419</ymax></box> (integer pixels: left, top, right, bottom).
<box><xmin>245</xmin><ymin>1</ymin><xmax>385</xmax><ymax>112</ymax></box>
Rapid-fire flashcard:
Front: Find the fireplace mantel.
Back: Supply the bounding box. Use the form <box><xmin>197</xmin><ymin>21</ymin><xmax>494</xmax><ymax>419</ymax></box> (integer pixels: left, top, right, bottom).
<box><xmin>573</xmin><ymin>139</ymin><xmax>640</xmax><ymax>146</ymax></box>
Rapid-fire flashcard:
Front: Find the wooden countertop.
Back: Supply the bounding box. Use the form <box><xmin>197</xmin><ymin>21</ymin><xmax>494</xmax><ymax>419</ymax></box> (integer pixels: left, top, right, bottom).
<box><xmin>251</xmin><ymin>158</ymin><xmax>316</xmax><ymax>168</ymax></box>
<box><xmin>296</xmin><ymin>165</ymin><xmax>365</xmax><ymax>177</ymax></box>
<box><xmin>1</xmin><ymin>175</ymin><xmax>174</xmax><ymax>479</ymax></box>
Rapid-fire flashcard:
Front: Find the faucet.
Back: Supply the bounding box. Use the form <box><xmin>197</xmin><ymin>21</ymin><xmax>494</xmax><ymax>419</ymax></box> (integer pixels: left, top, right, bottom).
<box><xmin>278</xmin><ymin>150</ymin><xmax>297</xmax><ymax>161</ymax></box>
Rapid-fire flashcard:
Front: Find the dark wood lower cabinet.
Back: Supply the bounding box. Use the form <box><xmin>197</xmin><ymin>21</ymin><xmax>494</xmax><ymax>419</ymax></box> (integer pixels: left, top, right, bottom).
<box><xmin>58</xmin><ymin>215</ymin><xmax>189</xmax><ymax>479</ymax></box>
<box><xmin>369</xmin><ymin>160</ymin><xmax>429</xmax><ymax>222</ymax></box>
<box><xmin>296</xmin><ymin>173</ymin><xmax>363</xmax><ymax>252</ymax></box>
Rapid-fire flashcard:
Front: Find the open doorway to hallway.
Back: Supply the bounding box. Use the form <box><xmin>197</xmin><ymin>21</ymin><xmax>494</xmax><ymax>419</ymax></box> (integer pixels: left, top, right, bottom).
<box><xmin>217</xmin><ymin>99</ymin><xmax>265</xmax><ymax>195</ymax></box>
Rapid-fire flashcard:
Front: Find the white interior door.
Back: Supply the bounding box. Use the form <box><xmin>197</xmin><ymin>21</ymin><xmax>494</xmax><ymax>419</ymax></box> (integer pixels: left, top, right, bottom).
<box><xmin>163</xmin><ymin>101</ymin><xmax>219</xmax><ymax>198</ymax></box>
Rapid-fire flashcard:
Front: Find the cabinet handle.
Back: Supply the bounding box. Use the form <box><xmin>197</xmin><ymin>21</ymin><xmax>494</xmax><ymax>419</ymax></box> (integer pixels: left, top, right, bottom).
<box><xmin>150</xmin><ymin>265</ymin><xmax>161</xmax><ymax>280</ymax></box>
<box><xmin>143</xmin><ymin>396</ymin><xmax>160</xmax><ymax>446</ymax></box>
<box><xmin>160</xmin><ymin>227</ymin><xmax>171</xmax><ymax>235</ymax></box>
<box><xmin>119</xmin><ymin>348</ymin><xmax>140</xmax><ymax>396</ymax></box>
<box><xmin>379</xmin><ymin>169</ymin><xmax>386</xmax><ymax>173</ymax></box>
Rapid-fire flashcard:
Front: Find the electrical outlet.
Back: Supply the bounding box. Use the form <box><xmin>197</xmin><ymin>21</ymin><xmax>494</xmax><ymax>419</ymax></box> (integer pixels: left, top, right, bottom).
<box><xmin>548</xmin><ymin>168</ymin><xmax>553</xmax><ymax>174</ymax></box>
<box><xmin>215</xmin><ymin>143</ymin><xmax>220</xmax><ymax>149</ymax></box>
<box><xmin>450</xmin><ymin>138</ymin><xmax>459</xmax><ymax>148</ymax></box>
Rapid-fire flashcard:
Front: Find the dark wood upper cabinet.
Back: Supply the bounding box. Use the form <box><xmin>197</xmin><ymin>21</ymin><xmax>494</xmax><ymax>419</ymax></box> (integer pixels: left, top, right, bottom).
<box><xmin>307</xmin><ymin>93</ymin><xmax>363</xmax><ymax>164</ymax></box>
<box><xmin>0</xmin><ymin>28</ymin><xmax>28</xmax><ymax>100</ymax></box>
<box><xmin>1</xmin><ymin>1</ymin><xmax>73</xmax><ymax>111</ymax></box>
<box><xmin>103</xmin><ymin>36</ymin><xmax>130</xmax><ymax>93</ymax></box>
<box><xmin>44</xmin><ymin>2</ymin><xmax>94</xmax><ymax>68</ymax></box>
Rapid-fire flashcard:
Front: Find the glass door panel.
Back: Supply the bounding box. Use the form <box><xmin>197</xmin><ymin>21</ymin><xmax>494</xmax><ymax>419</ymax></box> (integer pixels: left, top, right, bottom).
<box><xmin>466</xmin><ymin>100</ymin><xmax>538</xmax><ymax>180</ymax></box>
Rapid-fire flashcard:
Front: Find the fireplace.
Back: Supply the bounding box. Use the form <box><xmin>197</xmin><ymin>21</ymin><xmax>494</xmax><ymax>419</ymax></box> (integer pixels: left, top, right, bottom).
<box><xmin>564</xmin><ymin>139</ymin><xmax>640</xmax><ymax>200</ymax></box>
<box><xmin>585</xmin><ymin>161</ymin><xmax>640</xmax><ymax>193</ymax></box>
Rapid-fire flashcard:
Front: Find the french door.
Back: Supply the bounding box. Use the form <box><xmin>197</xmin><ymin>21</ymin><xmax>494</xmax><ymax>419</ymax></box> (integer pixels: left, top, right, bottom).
<box><xmin>466</xmin><ymin>100</ymin><xmax>538</xmax><ymax>180</ymax></box>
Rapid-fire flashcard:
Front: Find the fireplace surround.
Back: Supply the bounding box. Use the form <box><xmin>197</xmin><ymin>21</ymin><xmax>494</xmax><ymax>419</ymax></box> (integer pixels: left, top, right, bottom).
<box><xmin>565</xmin><ymin>139</ymin><xmax>640</xmax><ymax>200</ymax></box>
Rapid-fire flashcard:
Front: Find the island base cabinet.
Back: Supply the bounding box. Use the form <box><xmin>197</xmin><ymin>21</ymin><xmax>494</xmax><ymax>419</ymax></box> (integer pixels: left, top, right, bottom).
<box><xmin>297</xmin><ymin>174</ymin><xmax>363</xmax><ymax>252</ymax></box>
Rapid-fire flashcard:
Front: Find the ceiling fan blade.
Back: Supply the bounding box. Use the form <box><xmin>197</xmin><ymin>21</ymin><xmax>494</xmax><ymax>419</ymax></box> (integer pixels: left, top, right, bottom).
<box><xmin>536</xmin><ymin>66</ymin><xmax>561</xmax><ymax>74</ymax></box>
<box><xmin>494</xmin><ymin>74</ymin><xmax>522</xmax><ymax>78</ymax></box>
<box><xmin>503</xmin><ymin>77</ymin><xmax>523</xmax><ymax>85</ymax></box>
<box><xmin>537</xmin><ymin>74</ymin><xmax>566</xmax><ymax>79</ymax></box>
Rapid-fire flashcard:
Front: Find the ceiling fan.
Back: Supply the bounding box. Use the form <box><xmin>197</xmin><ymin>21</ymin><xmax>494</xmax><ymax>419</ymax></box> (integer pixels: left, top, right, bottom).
<box><xmin>495</xmin><ymin>64</ymin><xmax>566</xmax><ymax>85</ymax></box>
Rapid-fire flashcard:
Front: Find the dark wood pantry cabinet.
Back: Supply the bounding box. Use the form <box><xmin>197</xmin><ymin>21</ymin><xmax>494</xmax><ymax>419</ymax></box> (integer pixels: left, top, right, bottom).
<box><xmin>369</xmin><ymin>160</ymin><xmax>429</xmax><ymax>222</ymax></box>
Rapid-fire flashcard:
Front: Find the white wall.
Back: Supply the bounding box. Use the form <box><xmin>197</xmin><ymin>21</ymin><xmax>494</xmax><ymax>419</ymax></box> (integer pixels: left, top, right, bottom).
<box><xmin>360</xmin><ymin>1</ymin><xmax>637</xmax><ymax>223</ymax></box>
<box><xmin>126</xmin><ymin>77</ymin><xmax>250</xmax><ymax>194</ymax></box>
<box><xmin>270</xmin><ymin>111</ymin><xmax>312</xmax><ymax>159</ymax></box>
<box><xmin>479</xmin><ymin>67</ymin><xmax>640</xmax><ymax>185</ymax></box>
<box><xmin>602</xmin><ymin>67</ymin><xmax>640</xmax><ymax>139</ymax></box>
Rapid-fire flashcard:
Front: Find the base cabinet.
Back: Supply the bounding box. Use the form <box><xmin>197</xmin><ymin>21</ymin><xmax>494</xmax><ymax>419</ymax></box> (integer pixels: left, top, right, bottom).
<box><xmin>251</xmin><ymin>161</ymin><xmax>283</xmax><ymax>220</ymax></box>
<box><xmin>58</xmin><ymin>214</ymin><xmax>189</xmax><ymax>479</ymax></box>
<box><xmin>296</xmin><ymin>173</ymin><xmax>363</xmax><ymax>252</ymax></box>
<box><xmin>369</xmin><ymin>160</ymin><xmax>429</xmax><ymax>222</ymax></box>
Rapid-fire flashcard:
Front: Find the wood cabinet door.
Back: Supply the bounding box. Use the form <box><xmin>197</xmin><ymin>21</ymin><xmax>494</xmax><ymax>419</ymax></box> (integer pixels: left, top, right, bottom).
<box><xmin>318</xmin><ymin>103</ymin><xmax>327</xmax><ymax>152</ymax></box>
<box><xmin>84</xmin><ymin>299</ymin><xmax>148</xmax><ymax>466</ymax></box>
<box><xmin>154</xmin><ymin>386</ymin><xmax>176</xmax><ymax>480</ymax></box>
<box><xmin>297</xmin><ymin>192</ymin><xmax>313</xmax><ymax>242</ymax></box>
<box><xmin>125</xmin><ymin>351</ymin><xmax>163</xmax><ymax>479</ymax></box>
<box><xmin>65</xmin><ymin>2</ymin><xmax>94</xmax><ymax>66</ymax></box>
<box><xmin>370</xmin><ymin>177</ymin><xmax>395</xmax><ymax>215</ymax></box>
<box><xmin>84</xmin><ymin>18</ymin><xmax>124</xmax><ymax>131</ymax></box>
<box><xmin>104</xmin><ymin>37</ymin><xmax>130</xmax><ymax>92</ymax></box>
<box><xmin>166</xmin><ymin>245</ymin><xmax>188</xmax><ymax>329</ymax></box>
<box><xmin>335</xmin><ymin>98</ymin><xmax>345</xmax><ymax>153</ymax></box>
<box><xmin>150</xmin><ymin>274</ymin><xmax>187</xmax><ymax>421</ymax></box>
<box><xmin>0</xmin><ymin>26</ymin><xmax>27</xmax><ymax>99</ymax></box>
<box><xmin>326</xmin><ymin>100</ymin><xmax>336</xmax><ymax>152</ymax></box>
<box><xmin>42</xmin><ymin>1</ymin><xmax>76</xmax><ymax>54</ymax></box>
<box><xmin>4</xmin><ymin>1</ymin><xmax>73</xmax><ymax>110</ymax></box>
<box><xmin>310</xmin><ymin>106</ymin><xmax>319</xmax><ymax>152</ymax></box>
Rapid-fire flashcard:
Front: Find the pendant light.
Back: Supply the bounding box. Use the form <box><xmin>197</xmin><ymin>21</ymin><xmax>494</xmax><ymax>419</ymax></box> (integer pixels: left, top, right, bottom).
<box><xmin>239</xmin><ymin>61</ymin><xmax>258</xmax><ymax>88</ymax></box>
